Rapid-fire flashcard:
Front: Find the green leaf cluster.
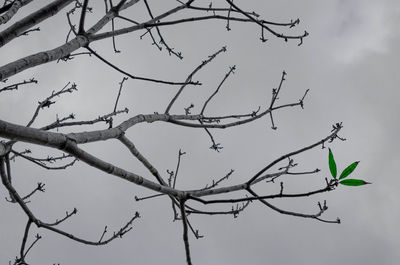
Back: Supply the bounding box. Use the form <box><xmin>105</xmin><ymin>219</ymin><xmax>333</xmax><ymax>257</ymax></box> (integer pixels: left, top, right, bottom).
<box><xmin>328</xmin><ymin>148</ymin><xmax>370</xmax><ymax>186</ymax></box>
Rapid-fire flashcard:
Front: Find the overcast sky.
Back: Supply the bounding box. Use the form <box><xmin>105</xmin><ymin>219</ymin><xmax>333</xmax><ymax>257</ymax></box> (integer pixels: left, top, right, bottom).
<box><xmin>1</xmin><ymin>1</ymin><xmax>399</xmax><ymax>264</ymax></box>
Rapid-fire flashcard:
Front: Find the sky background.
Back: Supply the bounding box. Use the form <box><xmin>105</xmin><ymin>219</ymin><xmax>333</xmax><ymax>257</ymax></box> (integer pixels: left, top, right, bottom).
<box><xmin>0</xmin><ymin>1</ymin><xmax>399</xmax><ymax>264</ymax></box>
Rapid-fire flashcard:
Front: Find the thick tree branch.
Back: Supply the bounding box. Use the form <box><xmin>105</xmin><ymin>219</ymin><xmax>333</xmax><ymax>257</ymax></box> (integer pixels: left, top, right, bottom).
<box><xmin>0</xmin><ymin>0</ymin><xmax>33</xmax><ymax>25</ymax></box>
<box><xmin>0</xmin><ymin>0</ymin><xmax>137</xmax><ymax>81</ymax></box>
<box><xmin>0</xmin><ymin>0</ymin><xmax>74</xmax><ymax>47</ymax></box>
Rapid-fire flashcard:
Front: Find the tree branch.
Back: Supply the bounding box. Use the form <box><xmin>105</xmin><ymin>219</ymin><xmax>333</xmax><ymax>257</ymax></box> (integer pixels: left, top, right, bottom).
<box><xmin>0</xmin><ymin>0</ymin><xmax>33</xmax><ymax>25</ymax></box>
<box><xmin>0</xmin><ymin>0</ymin><xmax>74</xmax><ymax>47</ymax></box>
<box><xmin>180</xmin><ymin>199</ymin><xmax>193</xmax><ymax>265</ymax></box>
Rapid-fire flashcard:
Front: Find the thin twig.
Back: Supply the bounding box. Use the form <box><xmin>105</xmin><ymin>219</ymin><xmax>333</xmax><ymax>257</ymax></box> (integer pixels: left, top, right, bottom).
<box><xmin>200</xmin><ymin>65</ymin><xmax>235</xmax><ymax>115</ymax></box>
<box><xmin>165</xmin><ymin>46</ymin><xmax>226</xmax><ymax>114</ymax></box>
<box><xmin>0</xmin><ymin>78</ymin><xmax>37</xmax><ymax>93</ymax></box>
<box><xmin>143</xmin><ymin>0</ymin><xmax>183</xmax><ymax>59</ymax></box>
<box><xmin>26</xmin><ymin>82</ymin><xmax>77</xmax><ymax>127</ymax></box>
<box><xmin>113</xmin><ymin>77</ymin><xmax>128</xmax><ymax>112</ymax></box>
<box><xmin>172</xmin><ymin>149</ymin><xmax>186</xmax><ymax>189</ymax></box>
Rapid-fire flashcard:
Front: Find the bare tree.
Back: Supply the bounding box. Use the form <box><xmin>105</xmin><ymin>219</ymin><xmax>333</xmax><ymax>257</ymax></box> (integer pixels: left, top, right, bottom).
<box><xmin>0</xmin><ymin>1</ymin><xmax>366</xmax><ymax>264</ymax></box>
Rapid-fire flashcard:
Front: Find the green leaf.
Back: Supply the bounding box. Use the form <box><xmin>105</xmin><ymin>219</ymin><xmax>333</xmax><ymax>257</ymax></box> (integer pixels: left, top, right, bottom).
<box><xmin>339</xmin><ymin>161</ymin><xmax>359</xmax><ymax>180</ymax></box>
<box><xmin>328</xmin><ymin>148</ymin><xmax>337</xmax><ymax>179</ymax></box>
<box><xmin>339</xmin><ymin>179</ymin><xmax>371</xmax><ymax>186</ymax></box>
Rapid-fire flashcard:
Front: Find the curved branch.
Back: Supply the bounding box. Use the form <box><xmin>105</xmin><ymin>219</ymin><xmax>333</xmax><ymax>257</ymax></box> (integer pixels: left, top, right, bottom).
<box><xmin>0</xmin><ymin>153</ymin><xmax>142</xmax><ymax>248</ymax></box>
<box><xmin>86</xmin><ymin>46</ymin><xmax>193</xmax><ymax>85</ymax></box>
<box><xmin>246</xmin><ymin>187</ymin><xmax>338</xmax><ymax>223</ymax></box>
<box><xmin>225</xmin><ymin>0</ymin><xmax>308</xmax><ymax>42</ymax></box>
<box><xmin>247</xmin><ymin>124</ymin><xmax>342</xmax><ymax>185</ymax></box>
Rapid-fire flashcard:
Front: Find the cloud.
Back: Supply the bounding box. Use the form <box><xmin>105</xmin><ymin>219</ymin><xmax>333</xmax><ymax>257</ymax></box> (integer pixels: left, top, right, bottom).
<box><xmin>317</xmin><ymin>0</ymin><xmax>399</xmax><ymax>63</ymax></box>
